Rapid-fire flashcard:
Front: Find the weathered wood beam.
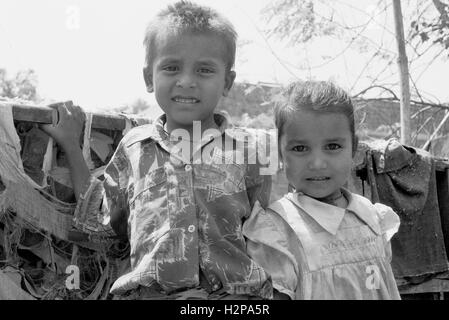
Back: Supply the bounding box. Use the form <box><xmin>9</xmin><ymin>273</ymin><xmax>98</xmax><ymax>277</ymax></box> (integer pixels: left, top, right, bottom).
<box><xmin>10</xmin><ymin>101</ymin><xmax>150</xmax><ymax>131</ymax></box>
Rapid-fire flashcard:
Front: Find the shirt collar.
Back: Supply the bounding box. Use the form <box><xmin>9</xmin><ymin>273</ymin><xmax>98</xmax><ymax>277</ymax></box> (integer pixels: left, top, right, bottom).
<box><xmin>156</xmin><ymin>113</ymin><xmax>231</xmax><ymax>139</ymax></box>
<box><xmin>127</xmin><ymin>113</ymin><xmax>235</xmax><ymax>164</ymax></box>
<box><xmin>128</xmin><ymin>112</ymin><xmax>232</xmax><ymax>146</ymax></box>
<box><xmin>286</xmin><ymin>188</ymin><xmax>381</xmax><ymax>235</ymax></box>
<box><xmin>157</xmin><ymin>113</ymin><xmax>231</xmax><ymax>140</ymax></box>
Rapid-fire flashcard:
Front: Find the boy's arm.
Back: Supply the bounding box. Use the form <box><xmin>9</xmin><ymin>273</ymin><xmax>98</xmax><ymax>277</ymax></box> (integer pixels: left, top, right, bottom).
<box><xmin>101</xmin><ymin>145</ymin><xmax>131</xmax><ymax>238</ymax></box>
<box><xmin>40</xmin><ymin>103</ymin><xmax>90</xmax><ymax>200</ymax></box>
<box><xmin>61</xmin><ymin>144</ymin><xmax>91</xmax><ymax>201</ymax></box>
<box><xmin>41</xmin><ymin>103</ymin><xmax>127</xmax><ymax>239</ymax></box>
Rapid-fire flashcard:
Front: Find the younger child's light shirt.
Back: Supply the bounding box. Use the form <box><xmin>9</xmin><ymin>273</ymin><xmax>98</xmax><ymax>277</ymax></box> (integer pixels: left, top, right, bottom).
<box><xmin>243</xmin><ymin>188</ymin><xmax>401</xmax><ymax>300</ymax></box>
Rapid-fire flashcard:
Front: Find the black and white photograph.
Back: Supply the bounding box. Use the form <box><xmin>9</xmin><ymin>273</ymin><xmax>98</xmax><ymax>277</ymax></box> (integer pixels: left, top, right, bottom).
<box><xmin>1</xmin><ymin>0</ymin><xmax>449</xmax><ymax>309</ymax></box>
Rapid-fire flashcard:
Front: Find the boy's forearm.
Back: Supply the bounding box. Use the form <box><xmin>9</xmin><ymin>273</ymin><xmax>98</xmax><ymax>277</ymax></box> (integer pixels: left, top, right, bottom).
<box><xmin>62</xmin><ymin>144</ymin><xmax>91</xmax><ymax>201</ymax></box>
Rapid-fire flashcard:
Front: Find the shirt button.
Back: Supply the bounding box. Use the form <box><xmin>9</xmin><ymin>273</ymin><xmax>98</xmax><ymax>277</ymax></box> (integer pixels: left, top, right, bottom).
<box><xmin>187</xmin><ymin>225</ymin><xmax>196</xmax><ymax>233</ymax></box>
<box><xmin>185</xmin><ymin>164</ymin><xmax>192</xmax><ymax>172</ymax></box>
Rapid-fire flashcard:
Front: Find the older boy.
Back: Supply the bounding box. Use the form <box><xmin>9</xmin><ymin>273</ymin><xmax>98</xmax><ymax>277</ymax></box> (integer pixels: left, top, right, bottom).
<box><xmin>43</xmin><ymin>1</ymin><xmax>272</xmax><ymax>299</ymax></box>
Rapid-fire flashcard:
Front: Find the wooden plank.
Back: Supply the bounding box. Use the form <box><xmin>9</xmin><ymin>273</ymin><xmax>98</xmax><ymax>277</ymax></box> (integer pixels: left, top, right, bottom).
<box><xmin>399</xmin><ymin>278</ymin><xmax>449</xmax><ymax>294</ymax></box>
<box><xmin>10</xmin><ymin>101</ymin><xmax>150</xmax><ymax>131</ymax></box>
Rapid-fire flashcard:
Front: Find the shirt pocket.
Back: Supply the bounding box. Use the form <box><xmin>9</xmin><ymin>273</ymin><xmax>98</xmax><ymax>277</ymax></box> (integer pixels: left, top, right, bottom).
<box><xmin>203</xmin><ymin>148</ymin><xmax>247</xmax><ymax>193</ymax></box>
<box><xmin>128</xmin><ymin>166</ymin><xmax>169</xmax><ymax>232</ymax></box>
<box><xmin>198</xmin><ymin>162</ymin><xmax>246</xmax><ymax>200</ymax></box>
<box><xmin>129</xmin><ymin>166</ymin><xmax>167</xmax><ymax>203</ymax></box>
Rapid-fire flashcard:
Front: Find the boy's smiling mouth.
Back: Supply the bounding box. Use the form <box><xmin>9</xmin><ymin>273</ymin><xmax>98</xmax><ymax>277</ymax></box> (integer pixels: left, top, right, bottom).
<box><xmin>172</xmin><ymin>96</ymin><xmax>200</xmax><ymax>104</ymax></box>
<box><xmin>306</xmin><ymin>177</ymin><xmax>331</xmax><ymax>181</ymax></box>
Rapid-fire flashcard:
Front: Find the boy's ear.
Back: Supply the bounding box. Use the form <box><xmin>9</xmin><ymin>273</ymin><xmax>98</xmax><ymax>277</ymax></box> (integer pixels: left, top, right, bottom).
<box><xmin>222</xmin><ymin>70</ymin><xmax>236</xmax><ymax>97</ymax></box>
<box><xmin>143</xmin><ymin>67</ymin><xmax>154</xmax><ymax>93</ymax></box>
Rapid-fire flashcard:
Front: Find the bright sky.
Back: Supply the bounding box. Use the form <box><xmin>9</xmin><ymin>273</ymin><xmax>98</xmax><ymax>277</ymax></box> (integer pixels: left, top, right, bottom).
<box><xmin>1</xmin><ymin>0</ymin><xmax>448</xmax><ymax>113</ymax></box>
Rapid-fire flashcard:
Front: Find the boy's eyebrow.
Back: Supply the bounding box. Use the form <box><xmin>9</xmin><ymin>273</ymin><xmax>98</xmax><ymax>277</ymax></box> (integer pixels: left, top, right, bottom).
<box><xmin>286</xmin><ymin>139</ymin><xmax>308</xmax><ymax>144</ymax></box>
<box><xmin>324</xmin><ymin>137</ymin><xmax>347</xmax><ymax>143</ymax></box>
<box><xmin>196</xmin><ymin>58</ymin><xmax>221</xmax><ymax>66</ymax></box>
<box><xmin>326</xmin><ymin>137</ymin><xmax>347</xmax><ymax>143</ymax></box>
<box><xmin>157</xmin><ymin>57</ymin><xmax>222</xmax><ymax>67</ymax></box>
<box><xmin>286</xmin><ymin>137</ymin><xmax>347</xmax><ymax>144</ymax></box>
<box><xmin>158</xmin><ymin>57</ymin><xmax>180</xmax><ymax>64</ymax></box>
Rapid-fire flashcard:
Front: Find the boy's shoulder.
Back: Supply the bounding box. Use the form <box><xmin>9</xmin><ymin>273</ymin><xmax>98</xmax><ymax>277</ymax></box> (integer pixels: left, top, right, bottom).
<box><xmin>224</xmin><ymin>126</ymin><xmax>278</xmax><ymax>176</ymax></box>
<box><xmin>225</xmin><ymin>126</ymin><xmax>275</xmax><ymax>153</ymax></box>
<box><xmin>225</xmin><ymin>126</ymin><xmax>273</xmax><ymax>140</ymax></box>
<box><xmin>120</xmin><ymin>123</ymin><xmax>158</xmax><ymax>148</ymax></box>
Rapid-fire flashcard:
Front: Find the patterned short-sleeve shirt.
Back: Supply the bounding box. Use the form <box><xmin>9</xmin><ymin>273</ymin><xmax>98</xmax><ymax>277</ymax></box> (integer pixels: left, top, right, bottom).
<box><xmin>74</xmin><ymin>113</ymin><xmax>273</xmax><ymax>299</ymax></box>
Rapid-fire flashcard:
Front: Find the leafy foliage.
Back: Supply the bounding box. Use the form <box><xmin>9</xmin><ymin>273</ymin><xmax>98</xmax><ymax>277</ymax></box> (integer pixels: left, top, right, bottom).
<box><xmin>260</xmin><ymin>0</ymin><xmax>395</xmax><ymax>67</ymax></box>
<box><xmin>218</xmin><ymin>82</ymin><xmax>282</xmax><ymax>118</ymax></box>
<box><xmin>410</xmin><ymin>0</ymin><xmax>449</xmax><ymax>57</ymax></box>
<box><xmin>262</xmin><ymin>0</ymin><xmax>339</xmax><ymax>46</ymax></box>
<box><xmin>0</xmin><ymin>68</ymin><xmax>39</xmax><ymax>102</ymax></box>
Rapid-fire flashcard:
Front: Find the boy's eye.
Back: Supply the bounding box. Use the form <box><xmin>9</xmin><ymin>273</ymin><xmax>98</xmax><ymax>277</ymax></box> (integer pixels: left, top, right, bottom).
<box><xmin>198</xmin><ymin>67</ymin><xmax>214</xmax><ymax>74</ymax></box>
<box><xmin>292</xmin><ymin>145</ymin><xmax>308</xmax><ymax>152</ymax></box>
<box><xmin>162</xmin><ymin>65</ymin><xmax>179</xmax><ymax>72</ymax></box>
<box><xmin>326</xmin><ymin>143</ymin><xmax>342</xmax><ymax>151</ymax></box>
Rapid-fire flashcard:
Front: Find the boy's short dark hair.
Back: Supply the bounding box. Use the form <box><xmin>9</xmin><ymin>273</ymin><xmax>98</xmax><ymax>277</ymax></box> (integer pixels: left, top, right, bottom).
<box><xmin>143</xmin><ymin>0</ymin><xmax>237</xmax><ymax>72</ymax></box>
<box><xmin>274</xmin><ymin>80</ymin><xmax>358</xmax><ymax>153</ymax></box>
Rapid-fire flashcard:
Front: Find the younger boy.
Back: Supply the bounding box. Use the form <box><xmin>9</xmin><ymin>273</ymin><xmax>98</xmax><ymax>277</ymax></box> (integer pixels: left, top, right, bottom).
<box><xmin>43</xmin><ymin>1</ymin><xmax>272</xmax><ymax>299</ymax></box>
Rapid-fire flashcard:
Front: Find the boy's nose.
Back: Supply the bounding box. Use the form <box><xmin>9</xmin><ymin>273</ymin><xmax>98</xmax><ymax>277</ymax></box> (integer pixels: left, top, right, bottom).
<box><xmin>308</xmin><ymin>154</ymin><xmax>328</xmax><ymax>170</ymax></box>
<box><xmin>176</xmin><ymin>73</ymin><xmax>197</xmax><ymax>88</ymax></box>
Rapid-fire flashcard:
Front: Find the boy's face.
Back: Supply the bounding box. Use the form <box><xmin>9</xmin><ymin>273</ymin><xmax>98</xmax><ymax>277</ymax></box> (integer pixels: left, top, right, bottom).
<box><xmin>144</xmin><ymin>31</ymin><xmax>235</xmax><ymax>130</ymax></box>
<box><xmin>279</xmin><ymin>110</ymin><xmax>353</xmax><ymax>201</ymax></box>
